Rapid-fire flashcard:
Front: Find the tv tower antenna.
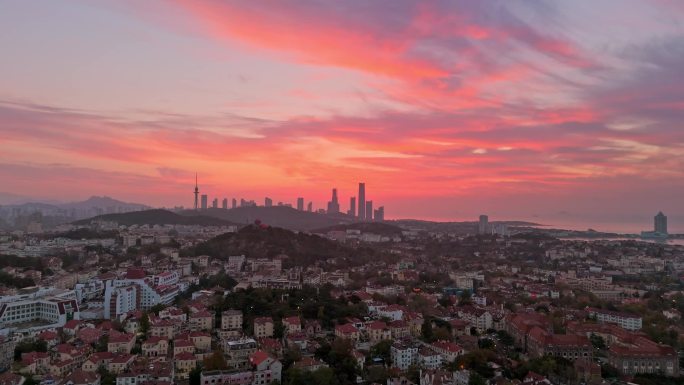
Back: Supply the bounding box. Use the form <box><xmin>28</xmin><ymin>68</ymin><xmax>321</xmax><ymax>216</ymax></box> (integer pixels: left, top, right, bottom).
<box><xmin>193</xmin><ymin>173</ymin><xmax>199</xmax><ymax>210</ymax></box>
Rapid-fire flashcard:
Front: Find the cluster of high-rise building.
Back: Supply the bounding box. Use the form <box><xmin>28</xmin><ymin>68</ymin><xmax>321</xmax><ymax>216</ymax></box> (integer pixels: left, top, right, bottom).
<box><xmin>192</xmin><ymin>176</ymin><xmax>385</xmax><ymax>221</ymax></box>
<box><xmin>326</xmin><ymin>182</ymin><xmax>384</xmax><ymax>221</ymax></box>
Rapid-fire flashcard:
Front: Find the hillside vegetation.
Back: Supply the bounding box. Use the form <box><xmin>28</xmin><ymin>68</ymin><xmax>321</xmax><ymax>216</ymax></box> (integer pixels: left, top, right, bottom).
<box><xmin>184</xmin><ymin>224</ymin><xmax>383</xmax><ymax>268</ymax></box>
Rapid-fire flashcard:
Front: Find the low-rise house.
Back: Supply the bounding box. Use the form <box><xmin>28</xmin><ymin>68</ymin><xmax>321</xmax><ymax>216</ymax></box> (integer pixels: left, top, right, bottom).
<box><xmin>142</xmin><ymin>336</ymin><xmax>168</xmax><ymax>357</ymax></box>
<box><xmin>107</xmin><ymin>331</ymin><xmax>135</xmax><ymax>353</ymax></box>
<box><xmin>389</xmin><ymin>320</ymin><xmax>410</xmax><ymax>339</ymax></box>
<box><xmin>149</xmin><ymin>319</ymin><xmax>176</xmax><ymax>340</ymax></box>
<box><xmin>174</xmin><ymin>351</ymin><xmax>198</xmax><ymax>379</ymax></box>
<box><xmin>190</xmin><ymin>310</ymin><xmax>213</xmax><ymax>331</ymax></box>
<box><xmin>430</xmin><ymin>340</ymin><xmax>464</xmax><ymax>362</ymax></box>
<box><xmin>292</xmin><ymin>357</ymin><xmax>328</xmax><ymax>372</ymax></box>
<box><xmin>49</xmin><ymin>358</ymin><xmax>75</xmax><ymax>378</ymax></box>
<box><xmin>82</xmin><ymin>352</ymin><xmax>114</xmax><ymax>372</ymax></box>
<box><xmin>173</xmin><ymin>339</ymin><xmax>195</xmax><ymax>356</ymax></box>
<box><xmin>366</xmin><ymin>321</ymin><xmax>391</xmax><ymax>342</ymax></box>
<box><xmin>64</xmin><ymin>369</ymin><xmax>100</xmax><ymax>385</ymax></box>
<box><xmin>21</xmin><ymin>352</ymin><xmax>50</xmax><ymax>375</ymax></box>
<box><xmin>254</xmin><ymin>317</ymin><xmax>274</xmax><ymax>338</ymax></box>
<box><xmin>282</xmin><ymin>316</ymin><xmax>301</xmax><ymax>335</ymax></box>
<box><xmin>304</xmin><ymin>319</ymin><xmax>322</xmax><ymax>337</ymax></box>
<box><xmin>418</xmin><ymin>347</ymin><xmax>442</xmax><ymax>370</ymax></box>
<box><xmin>449</xmin><ymin>319</ymin><xmax>471</xmax><ymax>337</ymax></box>
<box><xmin>335</xmin><ymin>323</ymin><xmax>360</xmax><ymax>341</ymax></box>
<box><xmin>107</xmin><ymin>353</ymin><xmax>135</xmax><ymax>374</ymax></box>
<box><xmin>189</xmin><ymin>331</ymin><xmax>212</xmax><ymax>352</ymax></box>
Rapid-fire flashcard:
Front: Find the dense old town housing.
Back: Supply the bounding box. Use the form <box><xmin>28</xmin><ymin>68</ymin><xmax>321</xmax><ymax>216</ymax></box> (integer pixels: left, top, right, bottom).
<box><xmin>0</xmin><ymin>211</ymin><xmax>683</xmax><ymax>385</ymax></box>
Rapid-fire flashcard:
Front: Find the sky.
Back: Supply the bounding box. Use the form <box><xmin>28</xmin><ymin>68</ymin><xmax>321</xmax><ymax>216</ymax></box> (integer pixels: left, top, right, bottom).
<box><xmin>1</xmin><ymin>0</ymin><xmax>683</xmax><ymax>231</ymax></box>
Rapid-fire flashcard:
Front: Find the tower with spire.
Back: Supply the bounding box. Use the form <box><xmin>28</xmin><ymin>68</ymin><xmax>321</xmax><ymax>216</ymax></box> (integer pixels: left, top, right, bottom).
<box><xmin>194</xmin><ymin>173</ymin><xmax>199</xmax><ymax>210</ymax></box>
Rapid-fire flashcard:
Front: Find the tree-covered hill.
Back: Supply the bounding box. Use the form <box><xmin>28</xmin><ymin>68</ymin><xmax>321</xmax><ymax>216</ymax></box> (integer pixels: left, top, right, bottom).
<box><xmin>184</xmin><ymin>224</ymin><xmax>382</xmax><ymax>268</ymax></box>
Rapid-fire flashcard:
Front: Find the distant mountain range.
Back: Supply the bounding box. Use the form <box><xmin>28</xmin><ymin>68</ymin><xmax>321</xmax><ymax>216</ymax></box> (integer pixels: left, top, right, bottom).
<box><xmin>0</xmin><ymin>196</ymin><xmax>152</xmax><ymax>229</ymax></box>
<box><xmin>73</xmin><ymin>209</ymin><xmax>236</xmax><ymax>227</ymax></box>
<box><xmin>0</xmin><ymin>195</ymin><xmax>149</xmax><ymax>211</ymax></box>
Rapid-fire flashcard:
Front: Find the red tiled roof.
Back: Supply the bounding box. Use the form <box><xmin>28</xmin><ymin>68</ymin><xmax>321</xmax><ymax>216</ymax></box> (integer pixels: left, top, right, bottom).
<box><xmin>250</xmin><ymin>350</ymin><xmax>270</xmax><ymax>366</ymax></box>
<box><xmin>174</xmin><ymin>339</ymin><xmax>194</xmax><ymax>348</ymax></box>
<box><xmin>63</xmin><ymin>319</ymin><xmax>82</xmax><ymax>329</ymax></box>
<box><xmin>174</xmin><ymin>352</ymin><xmax>196</xmax><ymax>361</ymax></box>
<box><xmin>126</xmin><ymin>268</ymin><xmax>147</xmax><ymax>279</ymax></box>
<box><xmin>335</xmin><ymin>323</ymin><xmax>359</xmax><ymax>334</ymax></box>
<box><xmin>38</xmin><ymin>330</ymin><xmax>59</xmax><ymax>340</ymax></box>
<box><xmin>432</xmin><ymin>340</ymin><xmax>463</xmax><ymax>353</ymax></box>
<box><xmin>65</xmin><ymin>369</ymin><xmax>99</xmax><ymax>385</ymax></box>
<box><xmin>191</xmin><ymin>310</ymin><xmax>212</xmax><ymax>318</ymax></box>
<box><xmin>367</xmin><ymin>321</ymin><xmax>388</xmax><ymax>330</ymax></box>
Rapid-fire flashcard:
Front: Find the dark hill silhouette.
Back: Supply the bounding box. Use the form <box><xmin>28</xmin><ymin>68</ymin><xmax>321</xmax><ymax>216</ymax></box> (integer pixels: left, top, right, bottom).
<box><xmin>185</xmin><ymin>224</ymin><xmax>380</xmax><ymax>268</ymax></box>
<box><xmin>184</xmin><ymin>206</ymin><xmax>355</xmax><ymax>231</ymax></box>
<box><xmin>73</xmin><ymin>209</ymin><xmax>236</xmax><ymax>227</ymax></box>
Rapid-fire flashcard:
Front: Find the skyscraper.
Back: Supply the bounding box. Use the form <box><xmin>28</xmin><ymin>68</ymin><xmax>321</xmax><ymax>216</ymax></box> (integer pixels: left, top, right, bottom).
<box><xmin>222</xmin><ymin>198</ymin><xmax>228</xmax><ymax>209</ymax></box>
<box><xmin>297</xmin><ymin>197</ymin><xmax>304</xmax><ymax>211</ymax></box>
<box><xmin>193</xmin><ymin>173</ymin><xmax>199</xmax><ymax>210</ymax></box>
<box><xmin>365</xmin><ymin>200</ymin><xmax>373</xmax><ymax>220</ymax></box>
<box><xmin>307</xmin><ymin>202</ymin><xmax>313</xmax><ymax>212</ymax></box>
<box><xmin>374</xmin><ymin>206</ymin><xmax>385</xmax><ymax>221</ymax></box>
<box><xmin>655</xmin><ymin>211</ymin><xmax>668</xmax><ymax>234</ymax></box>
<box><xmin>232</xmin><ymin>198</ymin><xmax>237</xmax><ymax>209</ymax></box>
<box><xmin>478</xmin><ymin>215</ymin><xmax>489</xmax><ymax>234</ymax></box>
<box><xmin>265</xmin><ymin>197</ymin><xmax>273</xmax><ymax>207</ymax></box>
<box><xmin>348</xmin><ymin>197</ymin><xmax>356</xmax><ymax>217</ymax></box>
<box><xmin>212</xmin><ymin>198</ymin><xmax>218</xmax><ymax>209</ymax></box>
<box><xmin>201</xmin><ymin>194</ymin><xmax>208</xmax><ymax>210</ymax></box>
<box><xmin>327</xmin><ymin>188</ymin><xmax>340</xmax><ymax>214</ymax></box>
<box><xmin>358</xmin><ymin>182</ymin><xmax>366</xmax><ymax>219</ymax></box>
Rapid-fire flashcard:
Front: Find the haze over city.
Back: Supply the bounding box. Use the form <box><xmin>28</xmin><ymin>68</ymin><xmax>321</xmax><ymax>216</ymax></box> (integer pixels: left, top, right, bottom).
<box><xmin>1</xmin><ymin>0</ymin><xmax>683</xmax><ymax>231</ymax></box>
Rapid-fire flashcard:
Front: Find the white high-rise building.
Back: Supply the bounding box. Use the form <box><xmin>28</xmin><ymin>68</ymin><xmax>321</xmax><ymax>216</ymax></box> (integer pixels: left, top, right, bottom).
<box><xmin>103</xmin><ymin>283</ymin><xmax>138</xmax><ymax>320</ymax></box>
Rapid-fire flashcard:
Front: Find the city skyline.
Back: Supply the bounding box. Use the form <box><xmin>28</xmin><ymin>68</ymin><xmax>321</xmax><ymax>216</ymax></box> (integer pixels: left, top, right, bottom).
<box><xmin>189</xmin><ymin>176</ymin><xmax>386</xmax><ymax>220</ymax></box>
<box><xmin>0</xmin><ymin>1</ymin><xmax>683</xmax><ymax>228</ymax></box>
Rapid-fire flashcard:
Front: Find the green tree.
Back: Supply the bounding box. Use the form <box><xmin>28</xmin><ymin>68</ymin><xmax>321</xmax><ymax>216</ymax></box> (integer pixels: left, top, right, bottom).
<box><xmin>203</xmin><ymin>350</ymin><xmax>228</xmax><ymax>370</ymax></box>
<box><xmin>496</xmin><ymin>330</ymin><xmax>514</xmax><ymax>346</ymax></box>
<box><xmin>469</xmin><ymin>372</ymin><xmax>486</xmax><ymax>385</ymax></box>
<box><xmin>139</xmin><ymin>312</ymin><xmax>150</xmax><ymax>335</ymax></box>
<box><xmin>189</xmin><ymin>365</ymin><xmax>202</xmax><ymax>385</ymax></box>
<box><xmin>311</xmin><ymin>367</ymin><xmax>338</xmax><ymax>385</ymax></box>
<box><xmin>95</xmin><ymin>335</ymin><xmax>109</xmax><ymax>352</ymax></box>
<box><xmin>370</xmin><ymin>340</ymin><xmax>392</xmax><ymax>364</ymax></box>
<box><xmin>365</xmin><ymin>365</ymin><xmax>390</xmax><ymax>384</ymax></box>
<box><xmin>589</xmin><ymin>333</ymin><xmax>606</xmax><ymax>350</ymax></box>
<box><xmin>14</xmin><ymin>340</ymin><xmax>47</xmax><ymax>360</ymax></box>
<box><xmin>479</xmin><ymin>338</ymin><xmax>495</xmax><ymax>350</ymax></box>
<box><xmin>421</xmin><ymin>318</ymin><xmax>433</xmax><ymax>341</ymax></box>
<box><xmin>274</xmin><ymin>319</ymin><xmax>285</xmax><ymax>339</ymax></box>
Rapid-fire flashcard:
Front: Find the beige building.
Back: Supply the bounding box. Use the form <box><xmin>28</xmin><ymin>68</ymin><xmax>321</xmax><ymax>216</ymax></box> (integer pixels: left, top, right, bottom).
<box><xmin>222</xmin><ymin>310</ymin><xmax>243</xmax><ymax>331</ymax></box>
<box><xmin>254</xmin><ymin>317</ymin><xmax>274</xmax><ymax>338</ymax></box>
